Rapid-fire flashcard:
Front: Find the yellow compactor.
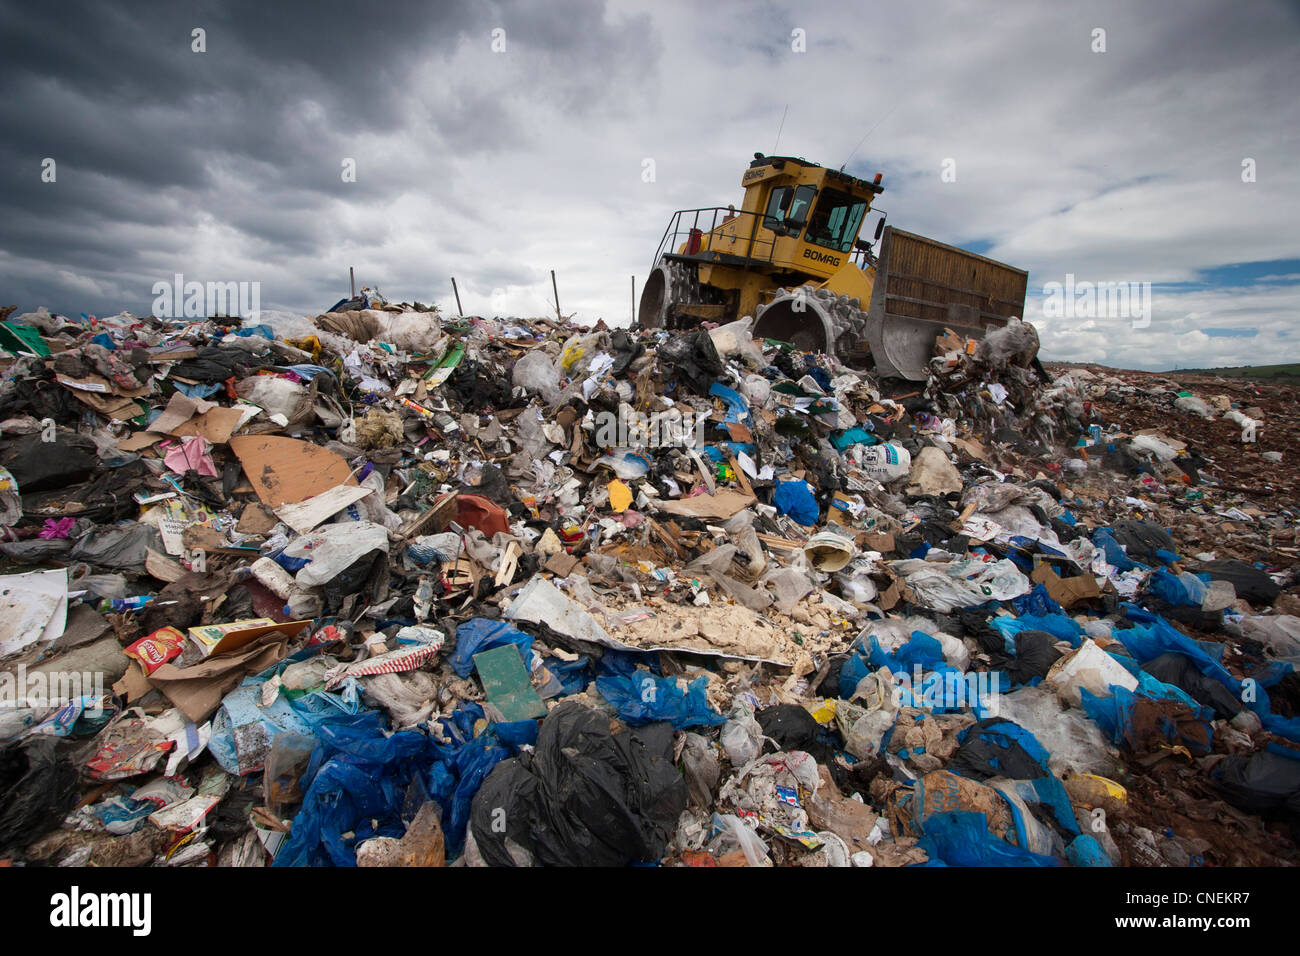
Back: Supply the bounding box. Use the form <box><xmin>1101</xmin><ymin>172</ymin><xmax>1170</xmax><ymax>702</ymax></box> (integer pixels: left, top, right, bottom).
<box><xmin>637</xmin><ymin>152</ymin><xmax>1029</xmax><ymax>380</ymax></box>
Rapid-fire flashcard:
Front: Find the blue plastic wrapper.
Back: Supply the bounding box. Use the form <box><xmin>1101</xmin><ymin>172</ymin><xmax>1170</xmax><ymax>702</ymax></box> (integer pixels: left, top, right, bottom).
<box><xmin>990</xmin><ymin>612</ymin><xmax>1084</xmax><ymax>647</ymax></box>
<box><xmin>209</xmin><ymin>663</ymin><xmax>363</xmax><ymax>776</ymax></box>
<box><xmin>1148</xmin><ymin>568</ymin><xmax>1207</xmax><ymax>606</ymax></box>
<box><xmin>1116</xmin><ymin>615</ymin><xmax>1237</xmax><ymax>694</ymax></box>
<box><xmin>1081</xmin><ymin>683</ymin><xmax>1213</xmax><ymax>756</ymax></box>
<box><xmin>709</xmin><ymin>382</ymin><xmax>752</xmax><ymax>425</ymax></box>
<box><xmin>916</xmin><ymin>811</ymin><xmax>1061</xmax><ymax>867</ymax></box>
<box><xmin>274</xmin><ymin>712</ymin><xmax>435</xmax><ymax>867</ymax></box>
<box><xmin>1092</xmin><ymin>527</ymin><xmax>1145</xmax><ymax>572</ymax></box>
<box><xmin>773</xmin><ymin>478</ymin><xmax>819</xmax><ymax>525</ymax></box>
<box><xmin>544</xmin><ymin>655</ymin><xmax>593</xmax><ymax>695</ymax></box>
<box><xmin>596</xmin><ymin>647</ymin><xmax>661</xmax><ymax>678</ymax></box>
<box><xmin>1067</xmin><ymin>834</ymin><xmax>1112</xmax><ymax>867</ymax></box>
<box><xmin>230</xmin><ymin>324</ymin><xmax>273</xmax><ymax>339</ymax></box>
<box><xmin>424</xmin><ymin>708</ymin><xmax>537</xmax><ymax>857</ymax></box>
<box><xmin>595</xmin><ymin>672</ymin><xmax>726</xmax><ymax>729</ymax></box>
<box><xmin>448</xmin><ymin>618</ymin><xmax>535</xmax><ymax>678</ymax></box>
<box><xmin>1009</xmin><ymin>583</ymin><xmax>1064</xmax><ymax>617</ymax></box>
<box><xmin>275</xmin><ymin>704</ymin><xmax>539</xmax><ymax>866</ymax></box>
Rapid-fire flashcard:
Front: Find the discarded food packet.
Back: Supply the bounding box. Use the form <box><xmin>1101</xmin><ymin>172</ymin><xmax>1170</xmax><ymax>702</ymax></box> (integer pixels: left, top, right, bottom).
<box><xmin>123</xmin><ymin>626</ymin><xmax>187</xmax><ymax>674</ymax></box>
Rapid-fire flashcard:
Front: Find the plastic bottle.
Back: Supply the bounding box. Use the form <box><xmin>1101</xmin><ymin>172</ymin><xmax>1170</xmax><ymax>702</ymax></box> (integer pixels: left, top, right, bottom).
<box><xmin>99</xmin><ymin>595</ymin><xmax>154</xmax><ymax>613</ymax></box>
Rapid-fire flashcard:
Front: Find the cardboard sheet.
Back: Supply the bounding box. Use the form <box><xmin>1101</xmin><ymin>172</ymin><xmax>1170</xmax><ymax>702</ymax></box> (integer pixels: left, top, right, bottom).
<box><xmin>229</xmin><ymin>435</ymin><xmax>357</xmax><ymax>508</ymax></box>
<box><xmin>654</xmin><ymin>488</ymin><xmax>756</xmax><ymax>520</ymax></box>
<box><xmin>273</xmin><ymin>484</ymin><xmax>374</xmax><ymax>534</ymax></box>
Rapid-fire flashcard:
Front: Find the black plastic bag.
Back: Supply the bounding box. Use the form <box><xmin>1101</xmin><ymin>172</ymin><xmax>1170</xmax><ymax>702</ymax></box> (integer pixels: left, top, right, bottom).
<box><xmin>0</xmin><ymin>738</ymin><xmax>80</xmax><ymax>852</ymax></box>
<box><xmin>1212</xmin><ymin>749</ymin><xmax>1300</xmax><ymax>817</ymax></box>
<box><xmin>948</xmin><ymin>718</ymin><xmax>1049</xmax><ymax>781</ymax></box>
<box><xmin>656</xmin><ymin>330</ymin><xmax>723</xmax><ymax>397</ymax></box>
<box><xmin>468</xmin><ymin>702</ymin><xmax>686</xmax><ymax>866</ymax></box>
<box><xmin>1195</xmin><ymin>559</ymin><xmax>1280</xmax><ymax>606</ymax></box>
<box><xmin>1110</xmin><ymin>520</ymin><xmax>1177</xmax><ymax>564</ymax></box>
<box><xmin>1142</xmin><ymin>653</ymin><xmax>1242</xmax><ymax>719</ymax></box>
<box><xmin>0</xmin><ymin>432</ymin><xmax>98</xmax><ymax>492</ymax></box>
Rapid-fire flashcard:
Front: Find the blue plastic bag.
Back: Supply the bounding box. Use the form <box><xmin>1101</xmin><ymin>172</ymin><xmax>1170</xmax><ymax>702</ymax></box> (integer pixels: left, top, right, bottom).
<box><xmin>274</xmin><ymin>713</ymin><xmax>435</xmax><ymax>867</ymax></box>
<box><xmin>595</xmin><ymin>672</ymin><xmax>726</xmax><ymax>729</ymax></box>
<box><xmin>916</xmin><ymin>811</ymin><xmax>1061</xmax><ymax>867</ymax></box>
<box><xmin>773</xmin><ymin>479</ymin><xmax>818</xmax><ymax>526</ymax></box>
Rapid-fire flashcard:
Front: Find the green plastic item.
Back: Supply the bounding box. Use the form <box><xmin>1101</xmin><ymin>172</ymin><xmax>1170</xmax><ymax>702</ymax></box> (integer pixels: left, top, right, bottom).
<box><xmin>473</xmin><ymin>644</ymin><xmax>547</xmax><ymax>721</ymax></box>
<box><xmin>0</xmin><ymin>322</ymin><xmax>50</xmax><ymax>357</ymax></box>
<box><xmin>423</xmin><ymin>341</ymin><xmax>466</xmax><ymax>386</ymax></box>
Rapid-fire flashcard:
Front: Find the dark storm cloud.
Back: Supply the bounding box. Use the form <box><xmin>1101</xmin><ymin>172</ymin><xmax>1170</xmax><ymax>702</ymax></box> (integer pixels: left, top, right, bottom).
<box><xmin>0</xmin><ymin>0</ymin><xmax>657</xmax><ymax>316</ymax></box>
<box><xmin>0</xmin><ymin>0</ymin><xmax>1295</xmax><ymax>375</ymax></box>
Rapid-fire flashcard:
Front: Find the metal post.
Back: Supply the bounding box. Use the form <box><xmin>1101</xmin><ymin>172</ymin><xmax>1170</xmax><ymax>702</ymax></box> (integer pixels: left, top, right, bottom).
<box><xmin>451</xmin><ymin>277</ymin><xmax>464</xmax><ymax>317</ymax></box>
<box><xmin>551</xmin><ymin>270</ymin><xmax>562</xmax><ymax>322</ymax></box>
<box><xmin>631</xmin><ymin>275</ymin><xmax>636</xmax><ymax>326</ymax></box>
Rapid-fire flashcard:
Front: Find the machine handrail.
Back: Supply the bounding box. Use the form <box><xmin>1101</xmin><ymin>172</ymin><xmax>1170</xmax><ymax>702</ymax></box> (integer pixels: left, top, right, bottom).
<box><xmin>650</xmin><ymin>207</ymin><xmax>778</xmax><ymax>268</ymax></box>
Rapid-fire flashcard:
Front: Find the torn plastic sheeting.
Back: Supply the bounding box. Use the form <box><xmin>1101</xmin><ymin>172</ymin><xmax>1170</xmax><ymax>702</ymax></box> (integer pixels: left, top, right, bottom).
<box><xmin>595</xmin><ymin>672</ymin><xmax>726</xmax><ymax>730</ymax></box>
<box><xmin>1114</xmin><ymin>616</ymin><xmax>1239</xmax><ymax>697</ymax></box>
<box><xmin>504</xmin><ymin>576</ymin><xmax>624</xmax><ymax>651</ymax></box>
<box><xmin>1141</xmin><ymin>653</ymin><xmax>1243</xmax><ymax>720</ymax></box>
<box><xmin>1080</xmin><ymin>685</ymin><xmax>1213</xmax><ymax>756</ymax></box>
<box><xmin>915</xmin><ymin>811</ymin><xmax>1061</xmax><ymax>867</ymax></box>
<box><xmin>898</xmin><ymin>557</ymin><xmax>1032</xmax><ymax>612</ymax></box>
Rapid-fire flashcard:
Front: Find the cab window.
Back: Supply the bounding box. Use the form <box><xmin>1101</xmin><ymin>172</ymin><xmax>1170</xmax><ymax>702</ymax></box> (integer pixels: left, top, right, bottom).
<box><xmin>763</xmin><ymin>185</ymin><xmax>817</xmax><ymax>235</ymax></box>
<box><xmin>804</xmin><ymin>189</ymin><xmax>868</xmax><ymax>253</ymax></box>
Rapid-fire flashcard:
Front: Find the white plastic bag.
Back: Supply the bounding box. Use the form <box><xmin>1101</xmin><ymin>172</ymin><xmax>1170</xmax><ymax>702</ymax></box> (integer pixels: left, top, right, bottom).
<box><xmin>283</xmin><ymin>521</ymin><xmax>390</xmax><ymax>587</ymax></box>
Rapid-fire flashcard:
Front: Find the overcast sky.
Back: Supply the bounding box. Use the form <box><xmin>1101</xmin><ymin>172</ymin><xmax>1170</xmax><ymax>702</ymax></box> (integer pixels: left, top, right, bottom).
<box><xmin>2</xmin><ymin>0</ymin><xmax>1297</xmax><ymax>371</ymax></box>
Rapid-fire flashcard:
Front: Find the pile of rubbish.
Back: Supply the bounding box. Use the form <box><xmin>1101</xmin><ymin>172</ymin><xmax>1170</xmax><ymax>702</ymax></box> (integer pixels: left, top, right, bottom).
<box><xmin>0</xmin><ymin>297</ymin><xmax>1297</xmax><ymax>868</ymax></box>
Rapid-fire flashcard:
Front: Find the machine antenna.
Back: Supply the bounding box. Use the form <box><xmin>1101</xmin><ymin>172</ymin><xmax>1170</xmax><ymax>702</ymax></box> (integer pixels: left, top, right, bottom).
<box><xmin>773</xmin><ymin>104</ymin><xmax>788</xmax><ymax>154</ymax></box>
<box><xmin>840</xmin><ymin>102</ymin><xmax>900</xmax><ymax>172</ymax></box>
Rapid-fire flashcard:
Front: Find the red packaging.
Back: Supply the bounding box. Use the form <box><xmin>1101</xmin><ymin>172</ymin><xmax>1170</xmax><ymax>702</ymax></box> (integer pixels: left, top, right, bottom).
<box><xmin>123</xmin><ymin>626</ymin><xmax>186</xmax><ymax>674</ymax></box>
